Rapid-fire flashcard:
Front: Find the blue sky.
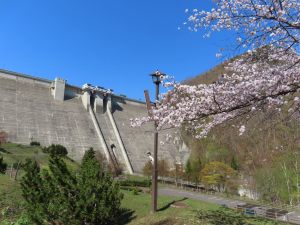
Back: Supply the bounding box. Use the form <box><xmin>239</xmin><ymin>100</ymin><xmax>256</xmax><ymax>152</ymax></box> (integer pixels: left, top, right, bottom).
<box><xmin>0</xmin><ymin>0</ymin><xmax>233</xmax><ymax>100</ymax></box>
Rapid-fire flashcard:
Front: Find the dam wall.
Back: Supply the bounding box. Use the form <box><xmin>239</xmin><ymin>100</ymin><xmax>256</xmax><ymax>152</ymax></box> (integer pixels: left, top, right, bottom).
<box><xmin>0</xmin><ymin>69</ymin><xmax>190</xmax><ymax>173</ymax></box>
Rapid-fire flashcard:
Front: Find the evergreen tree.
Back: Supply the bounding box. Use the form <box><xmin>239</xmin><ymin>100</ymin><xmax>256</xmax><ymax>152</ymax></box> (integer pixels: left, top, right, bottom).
<box><xmin>190</xmin><ymin>157</ymin><xmax>203</xmax><ymax>184</ymax></box>
<box><xmin>43</xmin><ymin>155</ymin><xmax>78</xmax><ymax>224</ymax></box>
<box><xmin>21</xmin><ymin>159</ymin><xmax>46</xmax><ymax>224</ymax></box>
<box><xmin>185</xmin><ymin>159</ymin><xmax>192</xmax><ymax>182</ymax></box>
<box><xmin>77</xmin><ymin>148</ymin><xmax>123</xmax><ymax>225</ymax></box>
<box><xmin>21</xmin><ymin>147</ymin><xmax>123</xmax><ymax>225</ymax></box>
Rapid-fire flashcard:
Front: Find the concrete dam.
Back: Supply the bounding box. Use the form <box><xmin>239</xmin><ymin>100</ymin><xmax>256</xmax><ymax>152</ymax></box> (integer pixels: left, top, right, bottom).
<box><xmin>0</xmin><ymin>69</ymin><xmax>190</xmax><ymax>173</ymax></box>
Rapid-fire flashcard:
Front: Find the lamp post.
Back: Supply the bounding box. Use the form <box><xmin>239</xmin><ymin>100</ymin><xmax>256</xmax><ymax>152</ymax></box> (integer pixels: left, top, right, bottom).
<box><xmin>149</xmin><ymin>70</ymin><xmax>165</xmax><ymax>213</ymax></box>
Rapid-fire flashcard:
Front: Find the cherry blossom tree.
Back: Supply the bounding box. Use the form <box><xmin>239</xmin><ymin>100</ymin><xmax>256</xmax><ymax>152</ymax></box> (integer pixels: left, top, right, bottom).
<box><xmin>132</xmin><ymin>0</ymin><xmax>300</xmax><ymax>138</ymax></box>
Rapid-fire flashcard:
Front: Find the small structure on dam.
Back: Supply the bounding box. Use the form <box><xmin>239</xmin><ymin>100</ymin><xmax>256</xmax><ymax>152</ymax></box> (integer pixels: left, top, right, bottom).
<box><xmin>0</xmin><ymin>69</ymin><xmax>190</xmax><ymax>174</ymax></box>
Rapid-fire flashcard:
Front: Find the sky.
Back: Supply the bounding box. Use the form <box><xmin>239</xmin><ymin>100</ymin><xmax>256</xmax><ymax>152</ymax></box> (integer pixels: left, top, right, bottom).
<box><xmin>0</xmin><ymin>0</ymin><xmax>234</xmax><ymax>100</ymax></box>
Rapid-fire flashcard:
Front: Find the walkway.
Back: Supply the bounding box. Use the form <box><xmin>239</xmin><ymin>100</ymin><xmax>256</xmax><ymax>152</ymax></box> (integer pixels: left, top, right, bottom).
<box><xmin>158</xmin><ymin>187</ymin><xmax>300</xmax><ymax>224</ymax></box>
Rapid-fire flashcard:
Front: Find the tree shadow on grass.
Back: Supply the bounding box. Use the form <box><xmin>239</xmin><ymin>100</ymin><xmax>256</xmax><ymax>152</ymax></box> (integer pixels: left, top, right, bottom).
<box><xmin>0</xmin><ymin>147</ymin><xmax>11</xmax><ymax>154</ymax></box>
<box><xmin>157</xmin><ymin>197</ymin><xmax>188</xmax><ymax>212</ymax></box>
<box><xmin>116</xmin><ymin>208</ymin><xmax>136</xmax><ymax>225</ymax></box>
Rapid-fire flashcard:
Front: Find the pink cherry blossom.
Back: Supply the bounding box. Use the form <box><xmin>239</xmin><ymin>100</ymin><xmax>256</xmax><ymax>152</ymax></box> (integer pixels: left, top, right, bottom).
<box><xmin>133</xmin><ymin>0</ymin><xmax>300</xmax><ymax>139</ymax></box>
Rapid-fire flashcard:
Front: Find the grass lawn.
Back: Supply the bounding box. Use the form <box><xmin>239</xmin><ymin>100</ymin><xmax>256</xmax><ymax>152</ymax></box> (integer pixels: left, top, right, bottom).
<box><xmin>121</xmin><ymin>190</ymin><xmax>287</xmax><ymax>225</ymax></box>
<box><xmin>0</xmin><ymin>143</ymin><xmax>78</xmax><ymax>172</ymax></box>
<box><xmin>121</xmin><ymin>189</ymin><xmax>219</xmax><ymax>225</ymax></box>
<box><xmin>0</xmin><ymin>143</ymin><xmax>287</xmax><ymax>225</ymax></box>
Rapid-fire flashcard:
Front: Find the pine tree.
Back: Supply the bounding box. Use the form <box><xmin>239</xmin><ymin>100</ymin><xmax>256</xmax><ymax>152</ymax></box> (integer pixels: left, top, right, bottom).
<box><xmin>22</xmin><ymin>155</ymin><xmax>78</xmax><ymax>225</ymax></box>
<box><xmin>185</xmin><ymin>159</ymin><xmax>192</xmax><ymax>182</ymax></box>
<box><xmin>21</xmin><ymin>147</ymin><xmax>123</xmax><ymax>225</ymax></box>
<box><xmin>21</xmin><ymin>159</ymin><xmax>46</xmax><ymax>224</ymax></box>
<box><xmin>77</xmin><ymin>148</ymin><xmax>123</xmax><ymax>225</ymax></box>
<box><xmin>44</xmin><ymin>155</ymin><xmax>78</xmax><ymax>224</ymax></box>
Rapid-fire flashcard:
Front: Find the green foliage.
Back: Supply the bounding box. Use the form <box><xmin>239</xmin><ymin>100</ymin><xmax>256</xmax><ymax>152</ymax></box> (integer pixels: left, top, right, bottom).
<box><xmin>42</xmin><ymin>144</ymin><xmax>68</xmax><ymax>157</ymax></box>
<box><xmin>20</xmin><ymin>159</ymin><xmax>45</xmax><ymax>224</ymax></box>
<box><xmin>77</xmin><ymin>148</ymin><xmax>123</xmax><ymax>225</ymax></box>
<box><xmin>231</xmin><ymin>156</ymin><xmax>239</xmax><ymax>171</ymax></box>
<box><xmin>21</xmin><ymin>147</ymin><xmax>123</xmax><ymax>225</ymax></box>
<box><xmin>185</xmin><ymin>159</ymin><xmax>192</xmax><ymax>180</ymax></box>
<box><xmin>2</xmin><ymin>214</ymin><xmax>31</xmax><ymax>225</ymax></box>
<box><xmin>0</xmin><ymin>156</ymin><xmax>7</xmax><ymax>173</ymax></box>
<box><xmin>118</xmin><ymin>179</ymin><xmax>151</xmax><ymax>188</ymax></box>
<box><xmin>29</xmin><ymin>141</ymin><xmax>40</xmax><ymax>146</ymax></box>
<box><xmin>21</xmin><ymin>155</ymin><xmax>78</xmax><ymax>224</ymax></box>
<box><xmin>204</xmin><ymin>137</ymin><xmax>230</xmax><ymax>163</ymax></box>
<box><xmin>255</xmin><ymin>151</ymin><xmax>300</xmax><ymax>204</ymax></box>
<box><xmin>185</xmin><ymin>157</ymin><xmax>203</xmax><ymax>183</ymax></box>
<box><xmin>201</xmin><ymin>161</ymin><xmax>237</xmax><ymax>193</ymax></box>
<box><xmin>132</xmin><ymin>187</ymin><xmax>139</xmax><ymax>195</ymax></box>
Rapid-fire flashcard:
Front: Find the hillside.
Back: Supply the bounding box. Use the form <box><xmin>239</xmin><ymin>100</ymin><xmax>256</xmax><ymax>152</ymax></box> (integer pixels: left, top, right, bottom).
<box><xmin>183</xmin><ymin>61</ymin><xmax>227</xmax><ymax>85</ymax></box>
<box><xmin>181</xmin><ymin>58</ymin><xmax>300</xmax><ymax>205</ymax></box>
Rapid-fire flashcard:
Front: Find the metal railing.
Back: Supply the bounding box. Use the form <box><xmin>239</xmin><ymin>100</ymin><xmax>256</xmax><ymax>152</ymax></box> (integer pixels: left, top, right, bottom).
<box><xmin>158</xmin><ymin>176</ymin><xmax>300</xmax><ymax>224</ymax></box>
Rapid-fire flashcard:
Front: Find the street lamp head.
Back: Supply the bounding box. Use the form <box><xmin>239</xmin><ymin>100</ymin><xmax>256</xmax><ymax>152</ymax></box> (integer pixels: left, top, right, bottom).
<box><xmin>150</xmin><ymin>70</ymin><xmax>166</xmax><ymax>85</ymax></box>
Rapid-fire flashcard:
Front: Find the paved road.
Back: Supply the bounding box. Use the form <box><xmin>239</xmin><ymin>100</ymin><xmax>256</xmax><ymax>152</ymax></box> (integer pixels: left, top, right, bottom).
<box><xmin>158</xmin><ymin>187</ymin><xmax>300</xmax><ymax>224</ymax></box>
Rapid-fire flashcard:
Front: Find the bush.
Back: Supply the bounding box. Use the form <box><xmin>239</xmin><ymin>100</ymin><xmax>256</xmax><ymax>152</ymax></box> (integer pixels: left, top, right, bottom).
<box><xmin>42</xmin><ymin>144</ymin><xmax>68</xmax><ymax>157</ymax></box>
<box><xmin>132</xmin><ymin>187</ymin><xmax>139</xmax><ymax>195</ymax></box>
<box><xmin>0</xmin><ymin>156</ymin><xmax>7</xmax><ymax>174</ymax></box>
<box><xmin>30</xmin><ymin>141</ymin><xmax>40</xmax><ymax>146</ymax></box>
<box><xmin>120</xmin><ymin>186</ymin><xmax>142</xmax><ymax>192</ymax></box>
<box><xmin>118</xmin><ymin>179</ymin><xmax>151</xmax><ymax>188</ymax></box>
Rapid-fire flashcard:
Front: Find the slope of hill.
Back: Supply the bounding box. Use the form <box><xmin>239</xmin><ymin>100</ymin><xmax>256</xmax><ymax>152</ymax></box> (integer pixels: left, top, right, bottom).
<box><xmin>183</xmin><ymin>61</ymin><xmax>227</xmax><ymax>85</ymax></box>
<box><xmin>180</xmin><ymin>57</ymin><xmax>300</xmax><ymax>205</ymax></box>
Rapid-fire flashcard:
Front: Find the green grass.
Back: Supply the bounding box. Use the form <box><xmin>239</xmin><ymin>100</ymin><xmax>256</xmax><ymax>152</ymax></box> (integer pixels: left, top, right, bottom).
<box><xmin>0</xmin><ymin>143</ymin><xmax>47</xmax><ymax>165</ymax></box>
<box><xmin>0</xmin><ymin>143</ymin><xmax>286</xmax><ymax>225</ymax></box>
<box><xmin>121</xmin><ymin>190</ymin><xmax>219</xmax><ymax>225</ymax></box>
<box><xmin>0</xmin><ymin>143</ymin><xmax>79</xmax><ymax>171</ymax></box>
<box><xmin>126</xmin><ymin>174</ymin><xmax>150</xmax><ymax>182</ymax></box>
<box><xmin>121</xmin><ymin>190</ymin><xmax>287</xmax><ymax>225</ymax></box>
<box><xmin>0</xmin><ymin>174</ymin><xmax>23</xmax><ymax>223</ymax></box>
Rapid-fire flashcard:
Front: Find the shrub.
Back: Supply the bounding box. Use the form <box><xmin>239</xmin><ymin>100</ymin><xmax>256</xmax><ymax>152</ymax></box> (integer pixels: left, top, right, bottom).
<box><xmin>30</xmin><ymin>141</ymin><xmax>40</xmax><ymax>146</ymax></box>
<box><xmin>132</xmin><ymin>187</ymin><xmax>139</xmax><ymax>195</ymax></box>
<box><xmin>0</xmin><ymin>156</ymin><xmax>7</xmax><ymax>174</ymax></box>
<box><xmin>43</xmin><ymin>144</ymin><xmax>68</xmax><ymax>157</ymax></box>
<box><xmin>118</xmin><ymin>179</ymin><xmax>151</xmax><ymax>188</ymax></box>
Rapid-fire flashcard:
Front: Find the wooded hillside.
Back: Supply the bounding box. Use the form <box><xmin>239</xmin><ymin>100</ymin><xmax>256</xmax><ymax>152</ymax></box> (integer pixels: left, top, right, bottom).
<box><xmin>182</xmin><ymin>59</ymin><xmax>300</xmax><ymax>205</ymax></box>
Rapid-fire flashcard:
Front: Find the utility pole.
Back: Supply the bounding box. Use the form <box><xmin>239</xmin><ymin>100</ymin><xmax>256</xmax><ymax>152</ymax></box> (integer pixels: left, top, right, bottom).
<box><xmin>145</xmin><ymin>70</ymin><xmax>165</xmax><ymax>213</ymax></box>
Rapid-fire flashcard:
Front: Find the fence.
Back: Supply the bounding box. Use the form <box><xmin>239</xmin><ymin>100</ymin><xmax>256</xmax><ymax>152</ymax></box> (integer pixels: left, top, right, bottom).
<box><xmin>158</xmin><ymin>176</ymin><xmax>300</xmax><ymax>224</ymax></box>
